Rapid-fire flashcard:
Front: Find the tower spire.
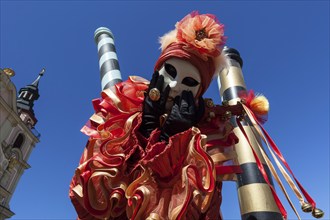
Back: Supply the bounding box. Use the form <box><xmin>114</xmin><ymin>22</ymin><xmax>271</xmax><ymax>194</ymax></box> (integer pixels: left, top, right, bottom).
<box><xmin>16</xmin><ymin>68</ymin><xmax>45</xmax><ymax>127</ymax></box>
<box><xmin>31</xmin><ymin>68</ymin><xmax>45</xmax><ymax>87</ymax></box>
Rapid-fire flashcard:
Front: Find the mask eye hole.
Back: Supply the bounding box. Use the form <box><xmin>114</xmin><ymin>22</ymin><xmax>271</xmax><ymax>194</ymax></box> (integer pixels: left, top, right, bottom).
<box><xmin>182</xmin><ymin>77</ymin><xmax>200</xmax><ymax>87</ymax></box>
<box><xmin>164</xmin><ymin>63</ymin><xmax>177</xmax><ymax>79</ymax></box>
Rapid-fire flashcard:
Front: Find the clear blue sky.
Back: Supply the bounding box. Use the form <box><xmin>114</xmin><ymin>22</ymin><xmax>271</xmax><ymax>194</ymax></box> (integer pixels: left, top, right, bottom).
<box><xmin>1</xmin><ymin>1</ymin><xmax>329</xmax><ymax>219</ymax></box>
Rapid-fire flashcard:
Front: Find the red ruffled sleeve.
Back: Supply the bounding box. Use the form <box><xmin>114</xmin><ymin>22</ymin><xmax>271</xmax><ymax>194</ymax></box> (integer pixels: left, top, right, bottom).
<box><xmin>69</xmin><ymin>76</ymin><xmax>149</xmax><ymax>219</ymax></box>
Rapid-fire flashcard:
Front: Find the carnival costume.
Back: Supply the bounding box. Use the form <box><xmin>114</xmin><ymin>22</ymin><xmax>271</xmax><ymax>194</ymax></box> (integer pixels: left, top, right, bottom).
<box><xmin>69</xmin><ymin>12</ymin><xmax>241</xmax><ymax>220</ymax></box>
<box><xmin>70</xmin><ymin>11</ymin><xmax>323</xmax><ymax>220</ymax></box>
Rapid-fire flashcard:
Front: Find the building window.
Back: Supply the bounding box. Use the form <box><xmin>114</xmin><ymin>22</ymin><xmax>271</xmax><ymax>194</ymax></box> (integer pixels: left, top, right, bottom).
<box><xmin>13</xmin><ymin>134</ymin><xmax>24</xmax><ymax>149</ymax></box>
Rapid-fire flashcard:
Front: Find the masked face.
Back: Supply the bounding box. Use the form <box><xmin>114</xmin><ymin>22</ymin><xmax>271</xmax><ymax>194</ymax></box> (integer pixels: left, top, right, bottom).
<box><xmin>159</xmin><ymin>58</ymin><xmax>201</xmax><ymax>111</ymax></box>
<box><xmin>159</xmin><ymin>57</ymin><xmax>201</xmax><ymax>98</ymax></box>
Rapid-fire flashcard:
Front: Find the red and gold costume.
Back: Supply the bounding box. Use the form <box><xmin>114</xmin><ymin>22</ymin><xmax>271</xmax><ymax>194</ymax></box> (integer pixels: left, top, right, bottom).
<box><xmin>69</xmin><ymin>76</ymin><xmax>240</xmax><ymax>220</ymax></box>
<box><xmin>70</xmin><ymin>10</ymin><xmax>324</xmax><ymax>220</ymax></box>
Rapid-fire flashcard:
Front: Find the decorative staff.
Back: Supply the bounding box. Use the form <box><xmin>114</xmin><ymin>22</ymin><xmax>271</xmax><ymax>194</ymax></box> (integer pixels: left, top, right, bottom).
<box><xmin>94</xmin><ymin>27</ymin><xmax>122</xmax><ymax>90</ymax></box>
<box><xmin>217</xmin><ymin>47</ymin><xmax>324</xmax><ymax>220</ymax></box>
<box><xmin>218</xmin><ymin>47</ymin><xmax>282</xmax><ymax>220</ymax></box>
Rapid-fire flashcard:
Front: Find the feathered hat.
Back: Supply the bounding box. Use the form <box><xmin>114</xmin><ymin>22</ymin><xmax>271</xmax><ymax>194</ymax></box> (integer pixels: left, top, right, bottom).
<box><xmin>154</xmin><ymin>11</ymin><xmax>227</xmax><ymax>97</ymax></box>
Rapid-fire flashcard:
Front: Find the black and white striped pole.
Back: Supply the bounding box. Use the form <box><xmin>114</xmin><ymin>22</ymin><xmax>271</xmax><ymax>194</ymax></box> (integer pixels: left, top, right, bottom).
<box><xmin>94</xmin><ymin>27</ymin><xmax>122</xmax><ymax>90</ymax></box>
<box><xmin>217</xmin><ymin>47</ymin><xmax>282</xmax><ymax>220</ymax></box>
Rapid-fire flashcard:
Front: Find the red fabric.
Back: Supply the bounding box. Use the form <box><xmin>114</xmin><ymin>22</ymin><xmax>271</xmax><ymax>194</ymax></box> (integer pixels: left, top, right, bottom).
<box><xmin>216</xmin><ymin>165</ymin><xmax>242</xmax><ymax>175</ymax></box>
<box><xmin>70</xmin><ymin>78</ymin><xmax>238</xmax><ymax>220</ymax></box>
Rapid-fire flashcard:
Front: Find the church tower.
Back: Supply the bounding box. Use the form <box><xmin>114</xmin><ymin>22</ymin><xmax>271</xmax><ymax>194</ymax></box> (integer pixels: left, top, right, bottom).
<box><xmin>16</xmin><ymin>68</ymin><xmax>44</xmax><ymax>129</ymax></box>
<box><xmin>0</xmin><ymin>68</ymin><xmax>44</xmax><ymax>219</ymax></box>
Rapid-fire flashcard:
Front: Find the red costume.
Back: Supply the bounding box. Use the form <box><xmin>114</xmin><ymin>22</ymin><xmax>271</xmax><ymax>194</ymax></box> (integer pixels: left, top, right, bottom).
<box><xmin>69</xmin><ymin>76</ymin><xmax>239</xmax><ymax>219</ymax></box>
<box><xmin>70</xmin><ymin>10</ymin><xmax>324</xmax><ymax>220</ymax></box>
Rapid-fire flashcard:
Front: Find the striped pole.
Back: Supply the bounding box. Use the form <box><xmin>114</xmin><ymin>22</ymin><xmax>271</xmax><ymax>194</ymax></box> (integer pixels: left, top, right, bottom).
<box><xmin>94</xmin><ymin>27</ymin><xmax>122</xmax><ymax>90</ymax></box>
<box><xmin>217</xmin><ymin>47</ymin><xmax>282</xmax><ymax>220</ymax></box>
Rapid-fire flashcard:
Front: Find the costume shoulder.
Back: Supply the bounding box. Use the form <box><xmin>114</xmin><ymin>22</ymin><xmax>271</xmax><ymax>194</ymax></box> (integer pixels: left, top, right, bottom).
<box><xmin>81</xmin><ymin>76</ymin><xmax>149</xmax><ymax>139</ymax></box>
<box><xmin>69</xmin><ymin>76</ymin><xmax>149</xmax><ymax>219</ymax></box>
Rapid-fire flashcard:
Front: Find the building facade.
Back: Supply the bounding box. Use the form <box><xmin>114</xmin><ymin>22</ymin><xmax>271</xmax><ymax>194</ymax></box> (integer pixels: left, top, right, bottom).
<box><xmin>0</xmin><ymin>68</ymin><xmax>43</xmax><ymax>219</ymax></box>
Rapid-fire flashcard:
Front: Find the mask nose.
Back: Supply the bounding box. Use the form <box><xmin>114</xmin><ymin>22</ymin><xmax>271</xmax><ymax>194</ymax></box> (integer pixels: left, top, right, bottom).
<box><xmin>169</xmin><ymin>81</ymin><xmax>181</xmax><ymax>98</ymax></box>
<box><xmin>169</xmin><ymin>81</ymin><xmax>177</xmax><ymax>88</ymax></box>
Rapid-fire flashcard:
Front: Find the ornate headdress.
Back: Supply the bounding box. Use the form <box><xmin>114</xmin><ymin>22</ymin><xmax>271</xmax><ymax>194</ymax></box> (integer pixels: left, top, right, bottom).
<box><xmin>154</xmin><ymin>11</ymin><xmax>227</xmax><ymax>96</ymax></box>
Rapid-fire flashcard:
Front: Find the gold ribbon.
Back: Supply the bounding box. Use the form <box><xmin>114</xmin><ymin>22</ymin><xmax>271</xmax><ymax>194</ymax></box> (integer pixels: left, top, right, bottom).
<box><xmin>242</xmin><ymin>104</ymin><xmax>305</xmax><ymax>220</ymax></box>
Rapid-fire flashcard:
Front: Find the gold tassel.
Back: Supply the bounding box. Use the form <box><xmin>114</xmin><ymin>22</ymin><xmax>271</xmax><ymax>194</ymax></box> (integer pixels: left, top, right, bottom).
<box><xmin>250</xmin><ymin>95</ymin><xmax>269</xmax><ymax>115</ymax></box>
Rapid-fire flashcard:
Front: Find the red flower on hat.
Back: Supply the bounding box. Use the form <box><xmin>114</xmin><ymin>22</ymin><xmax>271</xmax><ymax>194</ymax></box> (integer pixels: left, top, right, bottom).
<box><xmin>176</xmin><ymin>11</ymin><xmax>226</xmax><ymax>59</ymax></box>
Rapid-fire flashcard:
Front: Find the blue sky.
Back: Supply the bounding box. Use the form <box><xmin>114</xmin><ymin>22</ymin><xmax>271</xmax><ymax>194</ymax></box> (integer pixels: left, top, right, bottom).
<box><xmin>1</xmin><ymin>1</ymin><xmax>329</xmax><ymax>219</ymax></box>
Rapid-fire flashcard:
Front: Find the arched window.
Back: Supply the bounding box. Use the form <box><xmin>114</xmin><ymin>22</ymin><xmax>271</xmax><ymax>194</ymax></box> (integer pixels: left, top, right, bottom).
<box><xmin>13</xmin><ymin>134</ymin><xmax>24</xmax><ymax>149</ymax></box>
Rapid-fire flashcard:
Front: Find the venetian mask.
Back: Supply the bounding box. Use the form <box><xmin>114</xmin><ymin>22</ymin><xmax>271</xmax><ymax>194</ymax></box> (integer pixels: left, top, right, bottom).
<box><xmin>159</xmin><ymin>58</ymin><xmax>201</xmax><ymax>102</ymax></box>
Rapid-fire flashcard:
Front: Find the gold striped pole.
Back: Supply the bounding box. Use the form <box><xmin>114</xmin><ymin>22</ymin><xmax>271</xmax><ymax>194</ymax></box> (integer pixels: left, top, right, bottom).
<box><xmin>217</xmin><ymin>47</ymin><xmax>282</xmax><ymax>220</ymax></box>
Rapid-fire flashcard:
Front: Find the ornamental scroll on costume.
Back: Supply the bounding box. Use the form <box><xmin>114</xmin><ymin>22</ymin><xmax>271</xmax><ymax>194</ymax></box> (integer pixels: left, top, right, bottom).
<box><xmin>69</xmin><ymin>11</ymin><xmax>324</xmax><ymax>220</ymax></box>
